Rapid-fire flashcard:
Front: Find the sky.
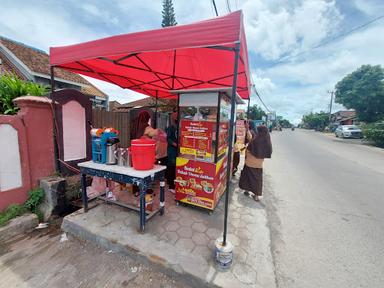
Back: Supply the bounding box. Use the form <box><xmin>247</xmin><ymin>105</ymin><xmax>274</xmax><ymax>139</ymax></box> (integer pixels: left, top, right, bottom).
<box><xmin>1</xmin><ymin>0</ymin><xmax>383</xmax><ymax>124</ymax></box>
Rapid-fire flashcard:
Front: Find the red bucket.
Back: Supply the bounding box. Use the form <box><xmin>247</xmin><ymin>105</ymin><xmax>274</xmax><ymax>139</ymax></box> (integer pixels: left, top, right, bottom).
<box><xmin>130</xmin><ymin>139</ymin><xmax>156</xmax><ymax>170</ymax></box>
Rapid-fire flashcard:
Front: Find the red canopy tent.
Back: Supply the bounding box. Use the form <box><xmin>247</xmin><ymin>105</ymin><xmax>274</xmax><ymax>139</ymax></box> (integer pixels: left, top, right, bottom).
<box><xmin>50</xmin><ymin>10</ymin><xmax>251</xmax><ymax>99</ymax></box>
<box><xmin>50</xmin><ymin>10</ymin><xmax>251</xmax><ymax>246</ymax></box>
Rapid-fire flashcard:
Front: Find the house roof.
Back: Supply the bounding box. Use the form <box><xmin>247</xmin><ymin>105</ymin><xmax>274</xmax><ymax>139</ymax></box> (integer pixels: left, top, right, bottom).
<box><xmin>0</xmin><ymin>36</ymin><xmax>107</xmax><ymax>99</ymax></box>
<box><xmin>333</xmin><ymin>110</ymin><xmax>356</xmax><ymax>119</ymax></box>
<box><xmin>118</xmin><ymin>97</ymin><xmax>174</xmax><ymax>108</ymax></box>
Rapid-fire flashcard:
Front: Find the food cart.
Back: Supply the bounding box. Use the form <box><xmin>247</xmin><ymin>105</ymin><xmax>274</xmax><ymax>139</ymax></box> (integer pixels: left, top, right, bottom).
<box><xmin>171</xmin><ymin>88</ymin><xmax>244</xmax><ymax>211</ymax></box>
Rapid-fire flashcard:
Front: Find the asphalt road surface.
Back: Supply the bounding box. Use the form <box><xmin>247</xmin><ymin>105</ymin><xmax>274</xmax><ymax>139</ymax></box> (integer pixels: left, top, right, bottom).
<box><xmin>264</xmin><ymin>129</ymin><xmax>384</xmax><ymax>288</ymax></box>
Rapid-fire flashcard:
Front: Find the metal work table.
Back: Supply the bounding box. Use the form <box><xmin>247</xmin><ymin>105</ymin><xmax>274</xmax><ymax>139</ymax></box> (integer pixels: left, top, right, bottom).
<box><xmin>78</xmin><ymin>161</ymin><xmax>166</xmax><ymax>232</ymax></box>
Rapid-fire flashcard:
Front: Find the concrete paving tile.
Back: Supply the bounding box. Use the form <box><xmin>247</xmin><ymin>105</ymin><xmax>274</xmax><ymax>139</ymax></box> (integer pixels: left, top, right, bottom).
<box><xmin>175</xmin><ymin>238</ymin><xmax>195</xmax><ymax>252</ymax></box>
<box><xmin>231</xmin><ymin>211</ymin><xmax>241</xmax><ymax>219</ymax></box>
<box><xmin>236</xmin><ymin>228</ymin><xmax>252</xmax><ymax>240</ymax></box>
<box><xmin>192</xmin><ymin>245</ymin><xmax>212</xmax><ymax>259</ymax></box>
<box><xmin>234</xmin><ymin>247</ymin><xmax>248</xmax><ymax>263</ymax></box>
<box><xmin>191</xmin><ymin>222</ymin><xmax>207</xmax><ymax>233</ymax></box>
<box><xmin>191</xmin><ymin>232</ymin><xmax>209</xmax><ymax>246</ymax></box>
<box><xmin>205</xmin><ymin>227</ymin><xmax>221</xmax><ymax>240</ymax></box>
<box><xmin>178</xmin><ymin>217</ymin><xmax>194</xmax><ymax>227</ymax></box>
<box><xmin>232</xmin><ymin>263</ymin><xmax>258</xmax><ymax>285</ymax></box>
<box><xmin>227</xmin><ymin>233</ymin><xmax>240</xmax><ymax>246</ymax></box>
<box><xmin>165</xmin><ymin>211</ymin><xmax>179</xmax><ymax>221</ymax></box>
<box><xmin>165</xmin><ymin>221</ymin><xmax>179</xmax><ymax>232</ymax></box>
<box><xmin>190</xmin><ymin>213</ymin><xmax>205</xmax><ymax>223</ymax></box>
<box><xmin>176</xmin><ymin>227</ymin><xmax>193</xmax><ymax>238</ymax></box>
<box><xmin>159</xmin><ymin>231</ymin><xmax>179</xmax><ymax>244</ymax></box>
<box><xmin>240</xmin><ymin>214</ymin><xmax>257</xmax><ymax>224</ymax></box>
<box><xmin>237</xmin><ymin>220</ymin><xmax>248</xmax><ymax>229</ymax></box>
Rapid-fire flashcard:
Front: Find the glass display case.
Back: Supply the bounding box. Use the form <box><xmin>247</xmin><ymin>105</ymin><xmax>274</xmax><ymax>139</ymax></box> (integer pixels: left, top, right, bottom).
<box><xmin>175</xmin><ymin>90</ymin><xmax>233</xmax><ymax>211</ymax></box>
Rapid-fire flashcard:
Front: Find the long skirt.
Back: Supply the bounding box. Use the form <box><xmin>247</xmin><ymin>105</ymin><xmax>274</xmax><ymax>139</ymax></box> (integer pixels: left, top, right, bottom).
<box><xmin>239</xmin><ymin>165</ymin><xmax>263</xmax><ymax>196</ymax></box>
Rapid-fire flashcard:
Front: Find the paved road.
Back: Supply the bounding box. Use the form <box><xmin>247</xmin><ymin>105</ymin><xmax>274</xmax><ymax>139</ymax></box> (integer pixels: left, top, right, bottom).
<box><xmin>264</xmin><ymin>129</ymin><xmax>384</xmax><ymax>288</ymax></box>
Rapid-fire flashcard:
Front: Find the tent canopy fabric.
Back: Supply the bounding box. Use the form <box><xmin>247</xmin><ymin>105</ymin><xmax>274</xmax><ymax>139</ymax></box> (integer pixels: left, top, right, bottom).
<box><xmin>50</xmin><ymin>11</ymin><xmax>251</xmax><ymax>99</ymax></box>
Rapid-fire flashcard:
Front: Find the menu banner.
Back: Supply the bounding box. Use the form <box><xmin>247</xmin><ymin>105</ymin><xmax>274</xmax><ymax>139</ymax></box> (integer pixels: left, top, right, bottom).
<box><xmin>179</xmin><ymin>120</ymin><xmax>215</xmax><ymax>160</ymax></box>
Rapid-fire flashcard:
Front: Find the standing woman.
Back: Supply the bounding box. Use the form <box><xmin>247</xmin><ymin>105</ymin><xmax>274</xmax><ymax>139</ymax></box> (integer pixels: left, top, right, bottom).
<box><xmin>166</xmin><ymin>112</ymin><xmax>178</xmax><ymax>193</ymax></box>
<box><xmin>239</xmin><ymin>125</ymin><xmax>272</xmax><ymax>201</ymax></box>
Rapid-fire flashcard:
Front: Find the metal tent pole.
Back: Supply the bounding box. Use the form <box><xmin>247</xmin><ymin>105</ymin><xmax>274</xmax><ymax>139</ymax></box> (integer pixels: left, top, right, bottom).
<box><xmin>154</xmin><ymin>91</ymin><xmax>158</xmax><ymax>128</ymax></box>
<box><xmin>50</xmin><ymin>66</ymin><xmax>61</xmax><ymax>173</ymax></box>
<box><xmin>247</xmin><ymin>98</ymin><xmax>251</xmax><ymax>119</ymax></box>
<box><xmin>223</xmin><ymin>42</ymin><xmax>240</xmax><ymax>246</ymax></box>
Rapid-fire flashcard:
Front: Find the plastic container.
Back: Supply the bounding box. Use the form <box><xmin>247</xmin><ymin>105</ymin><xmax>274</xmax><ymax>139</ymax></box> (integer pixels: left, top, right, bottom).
<box><xmin>130</xmin><ymin>139</ymin><xmax>156</xmax><ymax>170</ymax></box>
<box><xmin>214</xmin><ymin>238</ymin><xmax>233</xmax><ymax>270</ymax></box>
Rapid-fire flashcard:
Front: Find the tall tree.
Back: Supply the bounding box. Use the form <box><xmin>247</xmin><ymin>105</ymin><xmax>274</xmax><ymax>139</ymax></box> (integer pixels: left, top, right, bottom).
<box><xmin>334</xmin><ymin>65</ymin><xmax>384</xmax><ymax>123</ymax></box>
<box><xmin>161</xmin><ymin>0</ymin><xmax>177</xmax><ymax>27</ymax></box>
<box><xmin>248</xmin><ymin>104</ymin><xmax>266</xmax><ymax>120</ymax></box>
<box><xmin>301</xmin><ymin>111</ymin><xmax>329</xmax><ymax>130</ymax></box>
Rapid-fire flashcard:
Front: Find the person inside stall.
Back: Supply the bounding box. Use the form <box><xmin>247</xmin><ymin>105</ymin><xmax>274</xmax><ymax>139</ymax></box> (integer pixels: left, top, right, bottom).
<box><xmin>239</xmin><ymin>125</ymin><xmax>272</xmax><ymax>201</ymax></box>
<box><xmin>131</xmin><ymin>110</ymin><xmax>151</xmax><ymax>140</ymax></box>
<box><xmin>166</xmin><ymin>112</ymin><xmax>178</xmax><ymax>194</ymax></box>
<box><xmin>130</xmin><ymin>110</ymin><xmax>154</xmax><ymax>196</ymax></box>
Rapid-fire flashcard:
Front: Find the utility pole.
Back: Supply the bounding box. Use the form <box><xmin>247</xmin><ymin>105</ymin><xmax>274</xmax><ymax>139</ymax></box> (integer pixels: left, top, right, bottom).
<box><xmin>327</xmin><ymin>90</ymin><xmax>334</xmax><ymax>126</ymax></box>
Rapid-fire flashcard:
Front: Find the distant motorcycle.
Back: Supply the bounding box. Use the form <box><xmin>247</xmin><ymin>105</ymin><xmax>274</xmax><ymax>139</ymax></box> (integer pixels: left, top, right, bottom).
<box><xmin>291</xmin><ymin>127</ymin><xmax>295</xmax><ymax>131</ymax></box>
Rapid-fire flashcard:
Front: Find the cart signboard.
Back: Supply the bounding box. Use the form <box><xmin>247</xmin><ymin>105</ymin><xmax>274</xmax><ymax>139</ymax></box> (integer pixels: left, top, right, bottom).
<box><xmin>175</xmin><ymin>156</ymin><xmax>227</xmax><ymax>210</ymax></box>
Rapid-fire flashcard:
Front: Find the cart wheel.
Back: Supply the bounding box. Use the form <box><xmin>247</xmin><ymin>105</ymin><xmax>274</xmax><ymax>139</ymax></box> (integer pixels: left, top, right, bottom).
<box><xmin>208</xmin><ymin>211</ymin><xmax>213</xmax><ymax>215</ymax></box>
<box><xmin>175</xmin><ymin>201</ymin><xmax>180</xmax><ymax>206</ymax></box>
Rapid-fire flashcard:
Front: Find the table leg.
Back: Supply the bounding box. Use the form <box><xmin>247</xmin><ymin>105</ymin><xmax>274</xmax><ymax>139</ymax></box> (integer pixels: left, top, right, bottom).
<box><xmin>81</xmin><ymin>173</ymin><xmax>88</xmax><ymax>212</ymax></box>
<box><xmin>139</xmin><ymin>182</ymin><xmax>146</xmax><ymax>232</ymax></box>
<box><xmin>160</xmin><ymin>176</ymin><xmax>165</xmax><ymax>216</ymax></box>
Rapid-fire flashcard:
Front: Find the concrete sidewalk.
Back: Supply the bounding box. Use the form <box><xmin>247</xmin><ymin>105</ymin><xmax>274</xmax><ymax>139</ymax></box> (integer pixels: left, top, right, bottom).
<box><xmin>62</xmin><ymin>172</ymin><xmax>276</xmax><ymax>288</ymax></box>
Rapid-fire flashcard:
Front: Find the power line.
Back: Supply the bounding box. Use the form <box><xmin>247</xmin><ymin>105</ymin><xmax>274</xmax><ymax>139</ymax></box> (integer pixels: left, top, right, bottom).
<box><xmin>250</xmin><ymin>79</ymin><xmax>271</xmax><ymax>113</ymax></box>
<box><xmin>212</xmin><ymin>0</ymin><xmax>218</xmax><ymax>16</ymax></box>
<box><xmin>226</xmin><ymin>0</ymin><xmax>232</xmax><ymax>13</ymax></box>
<box><xmin>269</xmin><ymin>13</ymin><xmax>384</xmax><ymax>67</ymax></box>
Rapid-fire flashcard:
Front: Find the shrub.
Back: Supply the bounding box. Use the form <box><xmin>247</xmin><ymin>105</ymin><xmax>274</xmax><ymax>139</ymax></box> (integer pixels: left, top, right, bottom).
<box><xmin>0</xmin><ymin>73</ymin><xmax>49</xmax><ymax>115</ymax></box>
<box><xmin>362</xmin><ymin>121</ymin><xmax>384</xmax><ymax>148</ymax></box>
<box><xmin>24</xmin><ymin>188</ymin><xmax>45</xmax><ymax>213</ymax></box>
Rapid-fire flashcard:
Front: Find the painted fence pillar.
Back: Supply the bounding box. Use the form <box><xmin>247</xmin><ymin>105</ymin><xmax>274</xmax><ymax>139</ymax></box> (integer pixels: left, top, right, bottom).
<box><xmin>13</xmin><ymin>96</ymin><xmax>55</xmax><ymax>189</ymax></box>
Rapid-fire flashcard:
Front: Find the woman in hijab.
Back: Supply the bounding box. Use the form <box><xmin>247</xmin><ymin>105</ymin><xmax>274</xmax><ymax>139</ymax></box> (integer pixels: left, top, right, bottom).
<box><xmin>239</xmin><ymin>125</ymin><xmax>272</xmax><ymax>201</ymax></box>
<box><xmin>131</xmin><ymin>110</ymin><xmax>151</xmax><ymax>140</ymax></box>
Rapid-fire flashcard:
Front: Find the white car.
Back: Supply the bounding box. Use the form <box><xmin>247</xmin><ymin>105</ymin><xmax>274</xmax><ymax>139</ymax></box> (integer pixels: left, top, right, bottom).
<box><xmin>335</xmin><ymin>125</ymin><xmax>363</xmax><ymax>139</ymax></box>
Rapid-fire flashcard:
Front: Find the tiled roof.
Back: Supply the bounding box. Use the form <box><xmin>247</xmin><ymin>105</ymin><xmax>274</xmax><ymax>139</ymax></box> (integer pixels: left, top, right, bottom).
<box><xmin>0</xmin><ymin>36</ymin><xmax>107</xmax><ymax>99</ymax></box>
<box><xmin>333</xmin><ymin>110</ymin><xmax>356</xmax><ymax>119</ymax></box>
<box><xmin>81</xmin><ymin>84</ymin><xmax>107</xmax><ymax>98</ymax></box>
<box><xmin>114</xmin><ymin>97</ymin><xmax>176</xmax><ymax>112</ymax></box>
<box><xmin>0</xmin><ymin>52</ymin><xmax>27</xmax><ymax>80</ymax></box>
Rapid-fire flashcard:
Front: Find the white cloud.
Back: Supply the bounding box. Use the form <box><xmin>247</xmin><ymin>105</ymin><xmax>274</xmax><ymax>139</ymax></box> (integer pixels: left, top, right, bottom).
<box><xmin>353</xmin><ymin>0</ymin><xmax>384</xmax><ymax>16</ymax></box>
<box><xmin>1</xmin><ymin>0</ymin><xmax>383</xmax><ymax>122</ymax></box>
<box><xmin>82</xmin><ymin>77</ymin><xmax>147</xmax><ymax>104</ymax></box>
<box><xmin>242</xmin><ymin>0</ymin><xmax>343</xmax><ymax>60</ymax></box>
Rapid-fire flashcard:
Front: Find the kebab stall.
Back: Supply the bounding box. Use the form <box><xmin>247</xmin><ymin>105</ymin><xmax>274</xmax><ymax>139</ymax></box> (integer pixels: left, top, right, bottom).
<box><xmin>49</xmin><ymin>11</ymin><xmax>251</xmax><ymax>244</ymax></box>
<box><xmin>172</xmin><ymin>89</ymin><xmax>244</xmax><ymax>211</ymax></box>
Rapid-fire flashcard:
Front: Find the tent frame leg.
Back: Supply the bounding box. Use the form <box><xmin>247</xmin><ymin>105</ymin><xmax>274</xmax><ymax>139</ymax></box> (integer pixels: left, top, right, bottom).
<box><xmin>223</xmin><ymin>42</ymin><xmax>240</xmax><ymax>246</ymax></box>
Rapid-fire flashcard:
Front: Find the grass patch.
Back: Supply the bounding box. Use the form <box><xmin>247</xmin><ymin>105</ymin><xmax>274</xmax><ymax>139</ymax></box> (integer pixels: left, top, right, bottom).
<box><xmin>0</xmin><ymin>188</ymin><xmax>45</xmax><ymax>227</ymax></box>
<box><xmin>0</xmin><ymin>204</ymin><xmax>27</xmax><ymax>227</ymax></box>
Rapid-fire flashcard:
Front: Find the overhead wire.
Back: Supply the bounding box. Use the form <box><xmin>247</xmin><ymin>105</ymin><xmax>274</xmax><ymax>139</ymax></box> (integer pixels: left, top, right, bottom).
<box><xmin>226</xmin><ymin>0</ymin><xmax>232</xmax><ymax>13</ymax></box>
<box><xmin>211</xmin><ymin>0</ymin><xmax>219</xmax><ymax>16</ymax></box>
<box><xmin>269</xmin><ymin>13</ymin><xmax>384</xmax><ymax>67</ymax></box>
<box><xmin>209</xmin><ymin>0</ymin><xmax>272</xmax><ymax>114</ymax></box>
